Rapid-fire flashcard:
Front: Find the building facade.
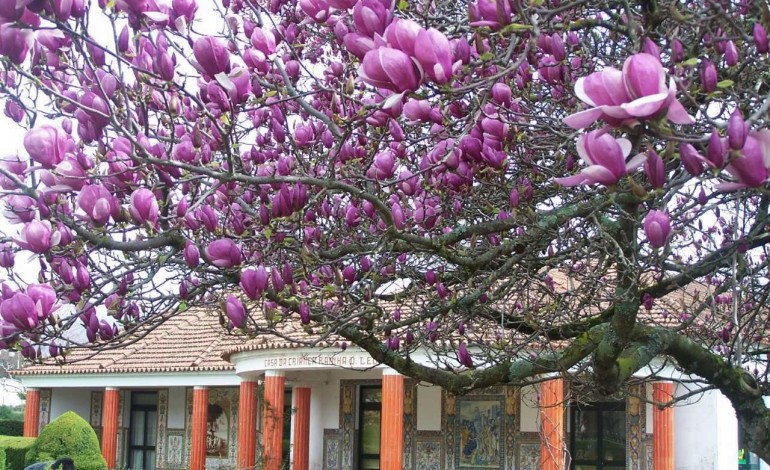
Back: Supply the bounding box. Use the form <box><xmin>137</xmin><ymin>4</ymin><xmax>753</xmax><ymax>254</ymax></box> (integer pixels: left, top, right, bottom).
<box><xmin>13</xmin><ymin>309</ymin><xmax>757</xmax><ymax>470</ymax></box>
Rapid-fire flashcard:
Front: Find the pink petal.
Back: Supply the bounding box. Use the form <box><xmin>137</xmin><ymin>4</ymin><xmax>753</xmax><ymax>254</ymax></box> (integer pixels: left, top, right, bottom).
<box><xmin>563</xmin><ymin>107</ymin><xmax>604</xmax><ymax>129</ymax></box>
<box><xmin>625</xmin><ymin>152</ymin><xmax>647</xmax><ymax>172</ymax></box>
<box><xmin>620</xmin><ymin>92</ymin><xmax>668</xmax><ymax>117</ymax></box>
<box><xmin>554</xmin><ymin>173</ymin><xmax>590</xmax><ymax>186</ymax></box>
<box><xmin>582</xmin><ymin>165</ymin><xmax>620</xmax><ymax>185</ymax></box>
<box><xmin>665</xmin><ymin>99</ymin><xmax>695</xmax><ymax>125</ymax></box>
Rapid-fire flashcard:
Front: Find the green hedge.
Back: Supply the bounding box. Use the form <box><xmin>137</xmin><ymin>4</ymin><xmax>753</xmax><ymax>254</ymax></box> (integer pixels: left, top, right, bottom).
<box><xmin>0</xmin><ymin>421</ymin><xmax>23</xmax><ymax>437</ymax></box>
<box><xmin>25</xmin><ymin>411</ymin><xmax>106</xmax><ymax>470</ymax></box>
<box><xmin>0</xmin><ymin>436</ymin><xmax>35</xmax><ymax>470</ymax></box>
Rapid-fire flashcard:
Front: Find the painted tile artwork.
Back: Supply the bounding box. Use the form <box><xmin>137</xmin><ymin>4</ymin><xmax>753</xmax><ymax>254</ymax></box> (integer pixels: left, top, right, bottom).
<box><xmin>457</xmin><ymin>399</ymin><xmax>503</xmax><ymax>469</ymax></box>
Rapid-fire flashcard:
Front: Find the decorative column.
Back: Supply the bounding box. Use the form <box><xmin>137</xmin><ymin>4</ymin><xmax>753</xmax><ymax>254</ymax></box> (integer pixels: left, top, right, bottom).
<box><xmin>380</xmin><ymin>368</ymin><xmax>404</xmax><ymax>470</ymax></box>
<box><xmin>190</xmin><ymin>386</ymin><xmax>209</xmax><ymax>470</ymax></box>
<box><xmin>23</xmin><ymin>388</ymin><xmax>40</xmax><ymax>437</ymax></box>
<box><xmin>653</xmin><ymin>381</ymin><xmax>675</xmax><ymax>470</ymax></box>
<box><xmin>262</xmin><ymin>371</ymin><xmax>286</xmax><ymax>470</ymax></box>
<box><xmin>237</xmin><ymin>379</ymin><xmax>259</xmax><ymax>470</ymax></box>
<box><xmin>101</xmin><ymin>387</ymin><xmax>120</xmax><ymax>469</ymax></box>
<box><xmin>540</xmin><ymin>377</ymin><xmax>564</xmax><ymax>470</ymax></box>
<box><xmin>292</xmin><ymin>386</ymin><xmax>311</xmax><ymax>470</ymax></box>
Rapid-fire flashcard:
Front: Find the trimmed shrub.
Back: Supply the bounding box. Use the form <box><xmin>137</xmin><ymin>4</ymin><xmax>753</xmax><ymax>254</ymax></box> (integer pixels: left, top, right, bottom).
<box><xmin>0</xmin><ymin>420</ymin><xmax>24</xmax><ymax>436</ymax></box>
<box><xmin>0</xmin><ymin>436</ymin><xmax>35</xmax><ymax>470</ymax></box>
<box><xmin>25</xmin><ymin>411</ymin><xmax>106</xmax><ymax>470</ymax></box>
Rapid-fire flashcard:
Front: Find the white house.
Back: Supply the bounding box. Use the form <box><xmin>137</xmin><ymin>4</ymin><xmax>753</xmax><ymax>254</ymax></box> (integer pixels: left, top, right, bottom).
<box><xmin>12</xmin><ymin>308</ymin><xmax>762</xmax><ymax>470</ymax></box>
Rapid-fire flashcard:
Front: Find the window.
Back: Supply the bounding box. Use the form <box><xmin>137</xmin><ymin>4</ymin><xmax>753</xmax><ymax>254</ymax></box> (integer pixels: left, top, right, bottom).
<box><xmin>570</xmin><ymin>402</ymin><xmax>625</xmax><ymax>470</ymax></box>
<box><xmin>128</xmin><ymin>392</ymin><xmax>158</xmax><ymax>470</ymax></box>
<box><xmin>283</xmin><ymin>390</ymin><xmax>292</xmax><ymax>468</ymax></box>
<box><xmin>357</xmin><ymin>386</ymin><xmax>381</xmax><ymax>470</ymax></box>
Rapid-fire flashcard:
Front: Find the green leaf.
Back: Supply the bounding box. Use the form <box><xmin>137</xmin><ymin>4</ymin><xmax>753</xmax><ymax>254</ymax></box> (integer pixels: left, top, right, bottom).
<box><xmin>499</xmin><ymin>23</ymin><xmax>533</xmax><ymax>34</ymax></box>
<box><xmin>717</xmin><ymin>79</ymin><xmax>734</xmax><ymax>89</ymax></box>
<box><xmin>681</xmin><ymin>57</ymin><xmax>699</xmax><ymax>67</ymax></box>
<box><xmin>397</xmin><ymin>0</ymin><xmax>408</xmax><ymax>10</ymax></box>
<box><xmin>479</xmin><ymin>52</ymin><xmax>494</xmax><ymax>61</ymax></box>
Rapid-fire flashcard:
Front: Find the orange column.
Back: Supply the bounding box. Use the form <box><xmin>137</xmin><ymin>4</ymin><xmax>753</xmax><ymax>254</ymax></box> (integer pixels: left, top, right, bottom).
<box><xmin>653</xmin><ymin>382</ymin><xmax>675</xmax><ymax>470</ymax></box>
<box><xmin>237</xmin><ymin>379</ymin><xmax>258</xmax><ymax>470</ymax></box>
<box><xmin>263</xmin><ymin>371</ymin><xmax>286</xmax><ymax>470</ymax></box>
<box><xmin>292</xmin><ymin>386</ymin><xmax>311</xmax><ymax>470</ymax></box>
<box><xmin>540</xmin><ymin>377</ymin><xmax>564</xmax><ymax>470</ymax></box>
<box><xmin>23</xmin><ymin>388</ymin><xmax>40</xmax><ymax>437</ymax></box>
<box><xmin>380</xmin><ymin>369</ymin><xmax>404</xmax><ymax>470</ymax></box>
<box><xmin>190</xmin><ymin>386</ymin><xmax>208</xmax><ymax>470</ymax></box>
<box><xmin>101</xmin><ymin>387</ymin><xmax>120</xmax><ymax>469</ymax></box>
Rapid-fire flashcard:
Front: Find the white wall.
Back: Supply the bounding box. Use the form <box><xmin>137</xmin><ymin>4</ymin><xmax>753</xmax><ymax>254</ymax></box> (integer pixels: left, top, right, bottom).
<box><xmin>49</xmin><ymin>387</ymin><xmax>95</xmax><ymax>422</ymax></box>
<box><xmin>167</xmin><ymin>387</ymin><xmax>187</xmax><ymax>429</ymax></box>
<box><xmin>674</xmin><ymin>386</ymin><xmax>738</xmax><ymax>470</ymax></box>
<box><xmin>416</xmin><ymin>384</ymin><xmax>441</xmax><ymax>431</ymax></box>
<box><xmin>520</xmin><ymin>384</ymin><xmax>540</xmax><ymax>433</ymax></box>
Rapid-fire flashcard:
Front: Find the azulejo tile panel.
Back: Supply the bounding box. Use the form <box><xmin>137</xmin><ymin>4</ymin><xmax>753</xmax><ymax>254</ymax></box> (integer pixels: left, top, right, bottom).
<box><xmin>415</xmin><ymin>432</ymin><xmax>443</xmax><ymax>470</ymax></box>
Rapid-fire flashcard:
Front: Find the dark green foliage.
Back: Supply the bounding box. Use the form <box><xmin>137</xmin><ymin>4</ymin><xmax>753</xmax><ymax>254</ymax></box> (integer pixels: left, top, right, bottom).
<box><xmin>0</xmin><ymin>420</ymin><xmax>24</xmax><ymax>437</ymax></box>
<box><xmin>0</xmin><ymin>436</ymin><xmax>35</xmax><ymax>470</ymax></box>
<box><xmin>0</xmin><ymin>406</ymin><xmax>24</xmax><ymax>422</ymax></box>
<box><xmin>25</xmin><ymin>412</ymin><xmax>106</xmax><ymax>470</ymax></box>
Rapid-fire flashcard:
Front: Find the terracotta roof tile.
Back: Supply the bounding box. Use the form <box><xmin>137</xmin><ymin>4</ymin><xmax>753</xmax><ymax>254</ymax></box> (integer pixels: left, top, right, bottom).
<box><xmin>15</xmin><ymin>309</ymin><xmax>242</xmax><ymax>376</ymax></box>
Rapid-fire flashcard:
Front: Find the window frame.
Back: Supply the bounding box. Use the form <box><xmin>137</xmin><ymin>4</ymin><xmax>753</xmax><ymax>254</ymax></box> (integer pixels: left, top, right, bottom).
<box><xmin>569</xmin><ymin>401</ymin><xmax>626</xmax><ymax>470</ymax></box>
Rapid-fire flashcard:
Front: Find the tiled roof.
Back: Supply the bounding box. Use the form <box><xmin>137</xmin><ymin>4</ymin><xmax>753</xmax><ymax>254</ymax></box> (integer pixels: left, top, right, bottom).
<box><xmin>15</xmin><ymin>308</ymin><xmax>242</xmax><ymax>376</ymax></box>
<box><xmin>15</xmin><ymin>270</ymin><xmax>732</xmax><ymax>376</ymax></box>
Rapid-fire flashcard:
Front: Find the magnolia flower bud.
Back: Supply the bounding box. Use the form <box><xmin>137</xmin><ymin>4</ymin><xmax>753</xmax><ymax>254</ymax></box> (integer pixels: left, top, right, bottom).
<box><xmin>644</xmin><ymin>210</ymin><xmax>672</xmax><ymax>248</ymax></box>
<box><xmin>727</xmin><ymin>110</ymin><xmax>748</xmax><ymax>151</ymax></box>
<box><xmin>224</xmin><ymin>295</ymin><xmax>246</xmax><ymax>328</ymax></box>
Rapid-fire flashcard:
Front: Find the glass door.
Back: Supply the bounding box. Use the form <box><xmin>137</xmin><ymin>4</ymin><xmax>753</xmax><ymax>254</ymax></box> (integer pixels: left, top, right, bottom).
<box><xmin>357</xmin><ymin>386</ymin><xmax>382</xmax><ymax>470</ymax></box>
<box><xmin>128</xmin><ymin>392</ymin><xmax>158</xmax><ymax>470</ymax></box>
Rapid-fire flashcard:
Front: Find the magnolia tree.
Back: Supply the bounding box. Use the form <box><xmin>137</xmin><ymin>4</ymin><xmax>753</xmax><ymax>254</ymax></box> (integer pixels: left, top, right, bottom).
<box><xmin>2</xmin><ymin>0</ymin><xmax>770</xmax><ymax>458</ymax></box>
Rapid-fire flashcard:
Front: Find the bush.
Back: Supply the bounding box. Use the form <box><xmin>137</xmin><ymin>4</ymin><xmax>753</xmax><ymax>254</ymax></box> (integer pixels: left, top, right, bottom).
<box><xmin>0</xmin><ymin>436</ymin><xmax>35</xmax><ymax>470</ymax></box>
<box><xmin>25</xmin><ymin>411</ymin><xmax>106</xmax><ymax>470</ymax></box>
<box><xmin>0</xmin><ymin>420</ymin><xmax>24</xmax><ymax>436</ymax></box>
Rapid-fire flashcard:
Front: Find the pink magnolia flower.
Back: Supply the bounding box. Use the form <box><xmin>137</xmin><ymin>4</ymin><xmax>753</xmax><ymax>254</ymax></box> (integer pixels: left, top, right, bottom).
<box><xmin>300</xmin><ymin>0</ymin><xmax>330</xmax><ymax>22</ymax></box>
<box><xmin>183</xmin><ymin>240</ymin><xmax>200</xmax><ymax>268</ymax></box>
<box><xmin>343</xmin><ymin>33</ymin><xmax>376</xmax><ymax>60</ymax></box>
<box><xmin>555</xmin><ymin>128</ymin><xmax>645</xmax><ymax>187</ymax></box>
<box><xmin>27</xmin><ymin>284</ymin><xmax>56</xmax><ymax>319</ymax></box>
<box><xmin>644</xmin><ymin>210</ymin><xmax>672</xmax><ymax>248</ymax></box>
<box><xmin>41</xmin><ymin>158</ymin><xmax>88</xmax><ymax>191</ymax></box>
<box><xmin>240</xmin><ymin>268</ymin><xmax>267</xmax><ymax>300</ymax></box>
<box><xmin>644</xmin><ymin>150</ymin><xmax>665</xmax><ymax>188</ymax></box>
<box><xmin>755</xmin><ymin>23</ymin><xmax>769</xmax><ymax>54</ymax></box>
<box><xmin>359</xmin><ymin>47</ymin><xmax>422</xmax><ymax>92</ymax></box>
<box><xmin>0</xmin><ymin>24</ymin><xmax>33</xmax><ymax>65</ymax></box>
<box><xmin>205</xmin><ymin>238</ymin><xmax>242</xmax><ymax>268</ymax></box>
<box><xmin>78</xmin><ymin>184</ymin><xmax>118</xmax><ymax>225</ymax></box>
<box><xmin>414</xmin><ymin>28</ymin><xmax>458</xmax><ymax>84</ymax></box>
<box><xmin>129</xmin><ymin>188</ymin><xmax>159</xmax><ymax>227</ymax></box>
<box><xmin>224</xmin><ymin>295</ymin><xmax>246</xmax><ymax>328</ymax></box>
<box><xmin>193</xmin><ymin>37</ymin><xmax>230</xmax><ymax>78</ymax></box>
<box><xmin>0</xmin><ymin>293</ymin><xmax>38</xmax><ymax>330</ymax></box>
<box><xmin>716</xmin><ymin>130</ymin><xmax>770</xmax><ymax>191</ymax></box>
<box><xmin>457</xmin><ymin>343</ymin><xmax>473</xmax><ymax>368</ymax></box>
<box><xmin>384</xmin><ymin>18</ymin><xmax>422</xmax><ymax>57</ymax></box>
<box><xmin>352</xmin><ymin>0</ymin><xmax>393</xmax><ymax>38</ymax></box>
<box><xmin>15</xmin><ymin>220</ymin><xmax>58</xmax><ymax>254</ymax></box>
<box><xmin>250</xmin><ymin>28</ymin><xmax>276</xmax><ymax>55</ymax></box>
<box><xmin>2</xmin><ymin>195</ymin><xmax>36</xmax><ymax>224</ymax></box>
<box><xmin>469</xmin><ymin>0</ymin><xmax>513</xmax><ymax>29</ymax></box>
<box><xmin>564</xmin><ymin>53</ymin><xmax>695</xmax><ymax>129</ymax></box>
<box><xmin>23</xmin><ymin>125</ymin><xmax>72</xmax><ymax>169</ymax></box>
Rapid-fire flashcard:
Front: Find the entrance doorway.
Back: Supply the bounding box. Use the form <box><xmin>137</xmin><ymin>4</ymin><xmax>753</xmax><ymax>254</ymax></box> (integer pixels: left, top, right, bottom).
<box><xmin>127</xmin><ymin>392</ymin><xmax>158</xmax><ymax>470</ymax></box>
